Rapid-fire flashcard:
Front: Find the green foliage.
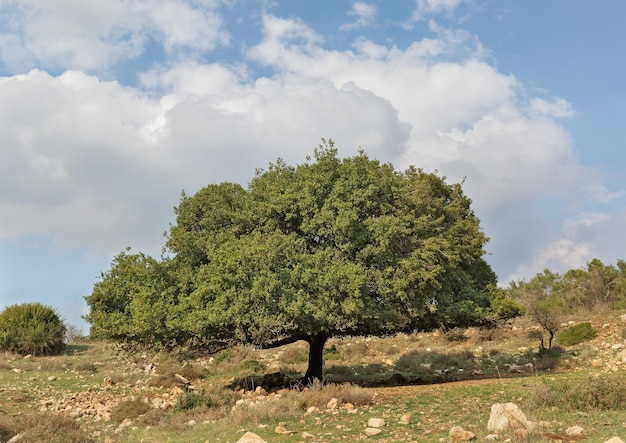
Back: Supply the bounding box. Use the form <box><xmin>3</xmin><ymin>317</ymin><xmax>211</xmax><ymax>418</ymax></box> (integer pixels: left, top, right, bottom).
<box><xmin>324</xmin><ymin>344</ymin><xmax>341</xmax><ymax>360</ymax></box>
<box><xmin>444</xmin><ymin>327</ymin><xmax>468</xmax><ymax>342</ymax></box>
<box><xmin>240</xmin><ymin>359</ymin><xmax>267</xmax><ymax>373</ymax></box>
<box><xmin>510</xmin><ymin>258</ymin><xmax>626</xmax><ymax>317</ymax></box>
<box><xmin>557</xmin><ymin>322</ymin><xmax>597</xmax><ymax>346</ymax></box>
<box><xmin>85</xmin><ymin>141</ymin><xmax>497</xmax><ymax>380</ymax></box>
<box><xmin>174</xmin><ymin>391</ymin><xmax>217</xmax><ymax>412</ymax></box>
<box><xmin>395</xmin><ymin>349</ymin><xmax>476</xmax><ymax>374</ymax></box>
<box><xmin>0</xmin><ymin>303</ymin><xmax>66</xmax><ymax>356</ymax></box>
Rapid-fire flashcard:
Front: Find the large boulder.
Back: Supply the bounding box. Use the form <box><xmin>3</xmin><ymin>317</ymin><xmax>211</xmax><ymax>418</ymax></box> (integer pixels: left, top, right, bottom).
<box><xmin>487</xmin><ymin>403</ymin><xmax>529</xmax><ymax>432</ymax></box>
<box><xmin>236</xmin><ymin>432</ymin><xmax>267</xmax><ymax>443</ymax></box>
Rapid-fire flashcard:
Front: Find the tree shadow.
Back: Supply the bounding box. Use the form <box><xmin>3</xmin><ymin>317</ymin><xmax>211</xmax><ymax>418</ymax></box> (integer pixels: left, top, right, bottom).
<box><xmin>228</xmin><ymin>347</ymin><xmax>562</xmax><ymax>392</ymax></box>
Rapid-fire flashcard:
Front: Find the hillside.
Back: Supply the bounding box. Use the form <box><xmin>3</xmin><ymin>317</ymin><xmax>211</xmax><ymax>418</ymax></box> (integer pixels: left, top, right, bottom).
<box><xmin>1</xmin><ymin>312</ymin><xmax>626</xmax><ymax>442</ymax></box>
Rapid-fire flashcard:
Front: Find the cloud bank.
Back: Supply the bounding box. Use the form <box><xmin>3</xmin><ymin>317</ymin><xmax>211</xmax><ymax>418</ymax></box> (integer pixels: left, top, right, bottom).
<box><xmin>1</xmin><ymin>2</ymin><xmax>624</xmax><ymax>285</ymax></box>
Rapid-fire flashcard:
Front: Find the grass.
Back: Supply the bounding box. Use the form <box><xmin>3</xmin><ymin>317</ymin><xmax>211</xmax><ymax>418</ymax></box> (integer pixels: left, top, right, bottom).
<box><xmin>1</xmin><ymin>312</ymin><xmax>626</xmax><ymax>442</ymax></box>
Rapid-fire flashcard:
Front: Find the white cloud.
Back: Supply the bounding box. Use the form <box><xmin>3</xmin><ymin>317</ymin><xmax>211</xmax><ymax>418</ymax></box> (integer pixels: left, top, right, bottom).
<box><xmin>527</xmin><ymin>97</ymin><xmax>575</xmax><ymax>118</ymax></box>
<box><xmin>583</xmin><ymin>183</ymin><xmax>625</xmax><ymax>203</ymax></box>
<box><xmin>1</xmin><ymin>8</ymin><xmax>622</xmax><ymax>287</ymax></box>
<box><xmin>340</xmin><ymin>2</ymin><xmax>377</xmax><ymax>31</ymax></box>
<box><xmin>0</xmin><ymin>67</ymin><xmax>409</xmax><ymax>254</ymax></box>
<box><xmin>0</xmin><ymin>0</ymin><xmax>228</xmax><ymax>73</ymax></box>
<box><xmin>404</xmin><ymin>0</ymin><xmax>469</xmax><ymax>28</ymax></box>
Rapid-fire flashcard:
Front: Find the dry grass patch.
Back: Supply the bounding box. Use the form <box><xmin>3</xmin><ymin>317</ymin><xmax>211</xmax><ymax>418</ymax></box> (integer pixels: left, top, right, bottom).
<box><xmin>0</xmin><ymin>413</ymin><xmax>93</xmax><ymax>443</ymax></box>
<box><xmin>533</xmin><ymin>372</ymin><xmax>626</xmax><ymax>411</ymax></box>
<box><xmin>111</xmin><ymin>398</ymin><xmax>152</xmax><ymax>423</ymax></box>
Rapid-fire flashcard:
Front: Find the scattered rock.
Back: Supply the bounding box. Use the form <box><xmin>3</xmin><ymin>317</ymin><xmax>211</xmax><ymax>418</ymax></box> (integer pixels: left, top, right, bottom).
<box><xmin>305</xmin><ymin>406</ymin><xmax>318</xmax><ymax>414</ymax></box>
<box><xmin>503</xmin><ymin>363</ymin><xmax>534</xmax><ymax>374</ymax></box>
<box><xmin>514</xmin><ymin>428</ymin><xmax>527</xmax><ymax>441</ymax></box>
<box><xmin>236</xmin><ymin>431</ymin><xmax>267</xmax><ymax>443</ymax></box>
<box><xmin>399</xmin><ymin>412</ymin><xmax>412</xmax><ymax>424</ymax></box>
<box><xmin>565</xmin><ymin>425</ymin><xmax>584</xmax><ymax>436</ymax></box>
<box><xmin>174</xmin><ymin>373</ymin><xmax>193</xmax><ymax>391</ymax></box>
<box><xmin>605</xmin><ymin>438</ymin><xmax>625</xmax><ymax>443</ymax></box>
<box><xmin>302</xmin><ymin>431</ymin><xmax>315</xmax><ymax>439</ymax></box>
<box><xmin>620</xmin><ymin>313</ymin><xmax>626</xmax><ymax>323</ymax></box>
<box><xmin>187</xmin><ymin>419</ymin><xmax>196</xmax><ymax>426</ymax></box>
<box><xmin>449</xmin><ymin>425</ymin><xmax>475</xmax><ymax>441</ymax></box>
<box><xmin>364</xmin><ymin>427</ymin><xmax>382</xmax><ymax>436</ymax></box>
<box><xmin>485</xmin><ymin>434</ymin><xmax>500</xmax><ymax>441</ymax></box>
<box><xmin>275</xmin><ymin>422</ymin><xmax>296</xmax><ymax>434</ymax></box>
<box><xmin>144</xmin><ymin>363</ymin><xmax>155</xmax><ymax>374</ymax></box>
<box><xmin>254</xmin><ymin>386</ymin><xmax>267</xmax><ymax>395</ymax></box>
<box><xmin>487</xmin><ymin>403</ymin><xmax>529</xmax><ymax>432</ymax></box>
<box><xmin>102</xmin><ymin>377</ymin><xmax>114</xmax><ymax>386</ymax></box>
<box><xmin>544</xmin><ymin>432</ymin><xmax>584</xmax><ymax>442</ymax></box>
<box><xmin>367</xmin><ymin>418</ymin><xmax>385</xmax><ymax>428</ymax></box>
<box><xmin>327</xmin><ymin>398</ymin><xmax>338</xmax><ymax>409</ymax></box>
<box><xmin>11</xmin><ymin>368</ymin><xmax>23</xmax><ymax>373</ymax></box>
<box><xmin>47</xmin><ymin>376</ymin><xmax>57</xmax><ymax>381</ymax></box>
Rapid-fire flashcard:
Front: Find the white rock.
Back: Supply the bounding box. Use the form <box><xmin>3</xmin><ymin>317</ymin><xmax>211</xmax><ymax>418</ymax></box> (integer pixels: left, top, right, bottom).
<box><xmin>604</xmin><ymin>438</ymin><xmax>625</xmax><ymax>443</ymax></box>
<box><xmin>449</xmin><ymin>425</ymin><xmax>475</xmax><ymax>441</ymax></box>
<box><xmin>487</xmin><ymin>403</ymin><xmax>529</xmax><ymax>432</ymax></box>
<box><xmin>565</xmin><ymin>425</ymin><xmax>584</xmax><ymax>436</ymax></box>
<box><xmin>327</xmin><ymin>397</ymin><xmax>338</xmax><ymax>409</ymax></box>
<box><xmin>236</xmin><ymin>431</ymin><xmax>267</xmax><ymax>443</ymax></box>
<box><xmin>399</xmin><ymin>412</ymin><xmax>412</xmax><ymax>424</ymax></box>
<box><xmin>364</xmin><ymin>427</ymin><xmax>382</xmax><ymax>436</ymax></box>
<box><xmin>367</xmin><ymin>418</ymin><xmax>385</xmax><ymax>428</ymax></box>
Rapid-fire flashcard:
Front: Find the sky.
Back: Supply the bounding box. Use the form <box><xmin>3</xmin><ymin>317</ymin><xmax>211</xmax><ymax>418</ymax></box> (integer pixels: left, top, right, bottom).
<box><xmin>1</xmin><ymin>0</ymin><xmax>625</xmax><ymax>332</ymax></box>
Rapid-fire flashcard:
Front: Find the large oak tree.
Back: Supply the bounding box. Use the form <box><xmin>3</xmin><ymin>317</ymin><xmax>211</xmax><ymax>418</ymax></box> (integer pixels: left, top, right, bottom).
<box><xmin>86</xmin><ymin>142</ymin><xmax>502</xmax><ymax>381</ymax></box>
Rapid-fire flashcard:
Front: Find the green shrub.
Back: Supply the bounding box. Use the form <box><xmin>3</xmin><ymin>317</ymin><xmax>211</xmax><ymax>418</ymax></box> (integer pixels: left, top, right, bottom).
<box><xmin>444</xmin><ymin>327</ymin><xmax>468</xmax><ymax>342</ymax></box>
<box><xmin>557</xmin><ymin>322</ymin><xmax>597</xmax><ymax>346</ymax></box>
<box><xmin>239</xmin><ymin>359</ymin><xmax>267</xmax><ymax>373</ymax></box>
<box><xmin>0</xmin><ymin>303</ymin><xmax>66</xmax><ymax>356</ymax></box>
<box><xmin>174</xmin><ymin>391</ymin><xmax>217</xmax><ymax>412</ymax></box>
<box><xmin>323</xmin><ymin>344</ymin><xmax>341</xmax><ymax>360</ymax></box>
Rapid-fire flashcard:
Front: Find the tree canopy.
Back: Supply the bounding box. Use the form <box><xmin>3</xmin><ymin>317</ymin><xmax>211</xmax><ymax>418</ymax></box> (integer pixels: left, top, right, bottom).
<box><xmin>85</xmin><ymin>142</ymin><xmax>505</xmax><ymax>381</ymax></box>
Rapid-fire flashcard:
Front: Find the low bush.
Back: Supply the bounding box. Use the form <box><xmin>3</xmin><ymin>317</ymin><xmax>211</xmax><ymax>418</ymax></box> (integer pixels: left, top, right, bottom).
<box><xmin>0</xmin><ymin>303</ymin><xmax>66</xmax><ymax>356</ymax></box>
<box><xmin>3</xmin><ymin>413</ymin><xmax>93</xmax><ymax>443</ymax></box>
<box><xmin>110</xmin><ymin>399</ymin><xmax>152</xmax><ymax>423</ymax></box>
<box><xmin>557</xmin><ymin>322</ymin><xmax>597</xmax><ymax>346</ymax></box>
<box><xmin>444</xmin><ymin>327</ymin><xmax>469</xmax><ymax>342</ymax></box>
<box><xmin>533</xmin><ymin>372</ymin><xmax>626</xmax><ymax>411</ymax></box>
<box><xmin>239</xmin><ymin>359</ymin><xmax>267</xmax><ymax>374</ymax></box>
<box><xmin>174</xmin><ymin>391</ymin><xmax>217</xmax><ymax>412</ymax></box>
<box><xmin>294</xmin><ymin>382</ymin><xmax>374</xmax><ymax>410</ymax></box>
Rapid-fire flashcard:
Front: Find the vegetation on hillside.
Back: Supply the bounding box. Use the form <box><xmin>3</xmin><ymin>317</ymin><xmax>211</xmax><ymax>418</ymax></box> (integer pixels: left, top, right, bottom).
<box><xmin>0</xmin><ymin>302</ymin><xmax>66</xmax><ymax>356</ymax></box>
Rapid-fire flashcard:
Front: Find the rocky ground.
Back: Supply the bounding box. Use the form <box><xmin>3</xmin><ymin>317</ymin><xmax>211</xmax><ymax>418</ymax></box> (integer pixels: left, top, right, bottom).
<box><xmin>2</xmin><ymin>312</ymin><xmax>626</xmax><ymax>442</ymax></box>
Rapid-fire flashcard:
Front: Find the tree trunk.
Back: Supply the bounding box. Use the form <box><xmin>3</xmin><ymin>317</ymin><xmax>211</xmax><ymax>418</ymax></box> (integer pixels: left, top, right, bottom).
<box><xmin>303</xmin><ymin>332</ymin><xmax>328</xmax><ymax>384</ymax></box>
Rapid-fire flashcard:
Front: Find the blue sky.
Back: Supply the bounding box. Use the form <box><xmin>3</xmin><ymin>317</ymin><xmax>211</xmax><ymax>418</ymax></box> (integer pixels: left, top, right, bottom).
<box><xmin>1</xmin><ymin>0</ymin><xmax>625</xmax><ymax>332</ymax></box>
